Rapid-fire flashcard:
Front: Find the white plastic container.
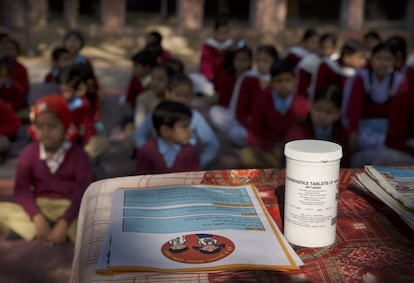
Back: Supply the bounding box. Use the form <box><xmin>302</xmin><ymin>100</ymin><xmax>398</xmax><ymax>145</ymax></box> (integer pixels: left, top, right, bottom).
<box><xmin>284</xmin><ymin>139</ymin><xmax>342</xmax><ymax>247</ymax></box>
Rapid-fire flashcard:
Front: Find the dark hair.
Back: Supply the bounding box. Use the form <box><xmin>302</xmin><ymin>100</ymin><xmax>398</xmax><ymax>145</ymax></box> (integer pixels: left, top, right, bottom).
<box><xmin>364</xmin><ymin>31</ymin><xmax>381</xmax><ymax>41</ymax></box>
<box><xmin>302</xmin><ymin>29</ymin><xmax>319</xmax><ymax>42</ymax></box>
<box><xmin>385</xmin><ymin>35</ymin><xmax>407</xmax><ymax>58</ymax></box>
<box><xmin>0</xmin><ymin>56</ymin><xmax>14</xmax><ymax>74</ymax></box>
<box><xmin>152</xmin><ymin>101</ymin><xmax>192</xmax><ymax>136</ymax></box>
<box><xmin>320</xmin><ymin>33</ymin><xmax>337</xmax><ymax>46</ymax></box>
<box><xmin>313</xmin><ymin>85</ymin><xmax>342</xmax><ymax>109</ymax></box>
<box><xmin>223</xmin><ymin>45</ymin><xmax>253</xmax><ymax>75</ymax></box>
<box><xmin>147</xmin><ymin>31</ymin><xmax>162</xmax><ymax>46</ymax></box>
<box><xmin>60</xmin><ymin>66</ymin><xmax>85</xmax><ymax>89</ymax></box>
<box><xmin>153</xmin><ymin>63</ymin><xmax>176</xmax><ymax>80</ymax></box>
<box><xmin>131</xmin><ymin>49</ymin><xmax>157</xmax><ymax>68</ymax></box>
<box><xmin>169</xmin><ymin>73</ymin><xmax>193</xmax><ymax>90</ymax></box>
<box><xmin>51</xmin><ymin>47</ymin><xmax>70</xmax><ymax>62</ymax></box>
<box><xmin>63</xmin><ymin>30</ymin><xmax>85</xmax><ymax>49</ymax></box>
<box><xmin>257</xmin><ymin>44</ymin><xmax>279</xmax><ymax>62</ymax></box>
<box><xmin>165</xmin><ymin>58</ymin><xmax>185</xmax><ymax>74</ymax></box>
<box><xmin>340</xmin><ymin>39</ymin><xmax>364</xmax><ymax>59</ymax></box>
<box><xmin>214</xmin><ymin>17</ymin><xmax>228</xmax><ymax>30</ymax></box>
<box><xmin>270</xmin><ymin>59</ymin><xmax>295</xmax><ymax>78</ymax></box>
<box><xmin>371</xmin><ymin>42</ymin><xmax>393</xmax><ymax>56</ymax></box>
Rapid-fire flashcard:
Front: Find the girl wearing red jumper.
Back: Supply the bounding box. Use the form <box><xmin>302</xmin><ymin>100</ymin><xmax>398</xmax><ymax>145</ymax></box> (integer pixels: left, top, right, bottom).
<box><xmin>44</xmin><ymin>47</ymin><xmax>72</xmax><ymax>84</ymax></box>
<box><xmin>343</xmin><ymin>42</ymin><xmax>404</xmax><ymax>167</ymax></box>
<box><xmin>240</xmin><ymin>60</ymin><xmax>309</xmax><ymax>169</ymax></box>
<box><xmin>0</xmin><ymin>56</ymin><xmax>26</xmax><ymax>113</ymax></box>
<box><xmin>0</xmin><ymin>95</ymin><xmax>94</xmax><ymax>243</ymax></box>
<box><xmin>209</xmin><ymin>45</ymin><xmax>279</xmax><ymax>146</ymax></box>
<box><xmin>199</xmin><ymin>17</ymin><xmax>233</xmax><ymax>87</ymax></box>
<box><xmin>385</xmin><ymin>64</ymin><xmax>414</xmax><ymax>164</ymax></box>
<box><xmin>284</xmin><ymin>29</ymin><xmax>319</xmax><ymax>68</ymax></box>
<box><xmin>314</xmin><ymin>39</ymin><xmax>366</xmax><ymax>96</ymax></box>
<box><xmin>136</xmin><ymin>101</ymin><xmax>200</xmax><ymax>175</ymax></box>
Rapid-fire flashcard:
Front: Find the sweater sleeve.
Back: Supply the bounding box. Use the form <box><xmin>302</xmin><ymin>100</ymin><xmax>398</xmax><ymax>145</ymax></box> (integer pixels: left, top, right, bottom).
<box><xmin>385</xmin><ymin>90</ymin><xmax>414</xmax><ymax>156</ymax></box>
<box><xmin>80</xmin><ymin>99</ymin><xmax>97</xmax><ymax>145</ymax></box>
<box><xmin>344</xmin><ymin>75</ymin><xmax>365</xmax><ymax>132</ymax></box>
<box><xmin>13</xmin><ymin>145</ymin><xmax>41</xmax><ymax>219</ymax></box>
<box><xmin>0</xmin><ymin>100</ymin><xmax>21</xmax><ymax>136</ymax></box>
<box><xmin>192</xmin><ymin>111</ymin><xmax>219</xmax><ymax>168</ymax></box>
<box><xmin>62</xmin><ymin>147</ymin><xmax>94</xmax><ymax>223</ymax></box>
<box><xmin>199</xmin><ymin>45</ymin><xmax>215</xmax><ymax>81</ymax></box>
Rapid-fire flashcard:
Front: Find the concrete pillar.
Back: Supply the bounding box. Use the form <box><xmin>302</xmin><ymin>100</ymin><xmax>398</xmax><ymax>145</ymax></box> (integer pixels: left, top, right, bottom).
<box><xmin>252</xmin><ymin>0</ymin><xmax>287</xmax><ymax>34</ymax></box>
<box><xmin>64</xmin><ymin>0</ymin><xmax>79</xmax><ymax>28</ymax></box>
<box><xmin>179</xmin><ymin>0</ymin><xmax>204</xmax><ymax>30</ymax></box>
<box><xmin>405</xmin><ymin>0</ymin><xmax>414</xmax><ymax>29</ymax></box>
<box><xmin>340</xmin><ymin>0</ymin><xmax>365</xmax><ymax>30</ymax></box>
<box><xmin>28</xmin><ymin>0</ymin><xmax>48</xmax><ymax>27</ymax></box>
<box><xmin>101</xmin><ymin>0</ymin><xmax>126</xmax><ymax>35</ymax></box>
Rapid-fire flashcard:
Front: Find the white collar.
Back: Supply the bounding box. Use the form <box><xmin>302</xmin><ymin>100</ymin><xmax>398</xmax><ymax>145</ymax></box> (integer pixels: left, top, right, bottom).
<box><xmin>39</xmin><ymin>141</ymin><xmax>71</xmax><ymax>174</ymax></box>
<box><xmin>205</xmin><ymin>38</ymin><xmax>233</xmax><ymax>51</ymax></box>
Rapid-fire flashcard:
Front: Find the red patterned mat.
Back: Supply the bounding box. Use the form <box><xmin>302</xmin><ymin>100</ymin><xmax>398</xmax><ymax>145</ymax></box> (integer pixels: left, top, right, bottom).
<box><xmin>201</xmin><ymin>169</ymin><xmax>414</xmax><ymax>283</ymax></box>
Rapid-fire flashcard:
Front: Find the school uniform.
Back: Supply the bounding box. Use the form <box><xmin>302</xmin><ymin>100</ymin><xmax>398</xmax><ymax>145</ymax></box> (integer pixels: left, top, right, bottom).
<box><xmin>386</xmin><ymin>66</ymin><xmax>414</xmax><ymax>157</ymax></box>
<box><xmin>136</xmin><ymin>138</ymin><xmax>201</xmax><ymax>175</ymax></box>
<box><xmin>209</xmin><ymin>70</ymin><xmax>270</xmax><ymax>146</ymax></box>
<box><xmin>0</xmin><ymin>141</ymin><xmax>94</xmax><ymax>241</ymax></box>
<box><xmin>135</xmin><ymin>109</ymin><xmax>219</xmax><ymax>168</ymax></box>
<box><xmin>215</xmin><ymin>74</ymin><xmax>237</xmax><ymax>107</ymax></box>
<box><xmin>247</xmin><ymin>90</ymin><xmax>309</xmax><ymax>151</ymax></box>
<box><xmin>314</xmin><ymin>58</ymin><xmax>356</xmax><ymax>95</ymax></box>
<box><xmin>296</xmin><ymin>53</ymin><xmax>323</xmax><ymax>100</ymax></box>
<box><xmin>284</xmin><ymin>46</ymin><xmax>310</xmax><ymax>68</ymax></box>
<box><xmin>126</xmin><ymin>74</ymin><xmax>151</xmax><ymax>108</ymax></box>
<box><xmin>0</xmin><ymin>99</ymin><xmax>21</xmax><ymax>137</ymax></box>
<box><xmin>199</xmin><ymin>38</ymin><xmax>232</xmax><ymax>86</ymax></box>
<box><xmin>67</xmin><ymin>96</ymin><xmax>97</xmax><ymax>146</ymax></box>
<box><xmin>0</xmin><ymin>79</ymin><xmax>26</xmax><ymax>111</ymax></box>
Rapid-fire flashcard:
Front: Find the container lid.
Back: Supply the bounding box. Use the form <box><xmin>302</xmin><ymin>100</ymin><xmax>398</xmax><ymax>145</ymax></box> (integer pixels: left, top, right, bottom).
<box><xmin>284</xmin><ymin>139</ymin><xmax>342</xmax><ymax>162</ymax></box>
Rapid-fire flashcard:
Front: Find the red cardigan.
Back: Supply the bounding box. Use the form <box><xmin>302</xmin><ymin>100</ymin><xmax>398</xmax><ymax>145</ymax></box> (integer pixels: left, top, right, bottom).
<box><xmin>126</xmin><ymin>75</ymin><xmax>148</xmax><ymax>108</ymax></box>
<box><xmin>0</xmin><ymin>80</ymin><xmax>26</xmax><ymax>111</ymax></box>
<box><xmin>0</xmin><ymin>99</ymin><xmax>21</xmax><ymax>136</ymax></box>
<box><xmin>136</xmin><ymin>138</ymin><xmax>201</xmax><ymax>175</ymax></box>
<box><xmin>12</xmin><ymin>61</ymin><xmax>29</xmax><ymax>96</ymax></box>
<box><xmin>386</xmin><ymin>71</ymin><xmax>414</xmax><ymax>156</ymax></box>
<box><xmin>314</xmin><ymin>60</ymin><xmax>353</xmax><ymax>94</ymax></box>
<box><xmin>13</xmin><ymin>142</ymin><xmax>94</xmax><ymax>223</ymax></box>
<box><xmin>68</xmin><ymin>97</ymin><xmax>97</xmax><ymax>145</ymax></box>
<box><xmin>247</xmin><ymin>91</ymin><xmax>309</xmax><ymax>150</ymax></box>
<box><xmin>236</xmin><ymin>75</ymin><xmax>271</xmax><ymax>128</ymax></box>
<box><xmin>199</xmin><ymin>44</ymin><xmax>227</xmax><ymax>86</ymax></box>
<box><xmin>215</xmin><ymin>74</ymin><xmax>237</xmax><ymax>107</ymax></box>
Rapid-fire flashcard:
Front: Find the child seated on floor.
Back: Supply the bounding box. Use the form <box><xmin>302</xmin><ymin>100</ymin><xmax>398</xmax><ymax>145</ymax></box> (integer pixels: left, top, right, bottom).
<box><xmin>239</xmin><ymin>59</ymin><xmax>309</xmax><ymax>169</ymax></box>
<box><xmin>144</xmin><ymin>30</ymin><xmax>172</xmax><ymax>64</ymax></box>
<box><xmin>134</xmin><ymin>64</ymin><xmax>176</xmax><ymax>130</ymax></box>
<box><xmin>136</xmin><ymin>100</ymin><xmax>200</xmax><ymax>175</ymax></box>
<box><xmin>44</xmin><ymin>47</ymin><xmax>73</xmax><ymax>84</ymax></box>
<box><xmin>134</xmin><ymin>74</ymin><xmax>219</xmax><ymax>169</ymax></box>
<box><xmin>284</xmin><ymin>28</ymin><xmax>320</xmax><ymax>68</ymax></box>
<box><xmin>0</xmin><ymin>95</ymin><xmax>94</xmax><ymax>243</ymax></box>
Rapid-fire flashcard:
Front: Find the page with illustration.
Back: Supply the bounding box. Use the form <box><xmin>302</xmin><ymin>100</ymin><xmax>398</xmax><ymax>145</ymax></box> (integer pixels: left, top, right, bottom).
<box><xmin>104</xmin><ymin>184</ymin><xmax>302</xmax><ymax>273</ymax></box>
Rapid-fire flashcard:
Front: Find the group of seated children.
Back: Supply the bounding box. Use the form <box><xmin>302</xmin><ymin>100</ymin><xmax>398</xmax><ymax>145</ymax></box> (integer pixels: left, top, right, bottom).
<box><xmin>1</xmin><ymin>22</ymin><xmax>414</xmax><ymax>245</ymax></box>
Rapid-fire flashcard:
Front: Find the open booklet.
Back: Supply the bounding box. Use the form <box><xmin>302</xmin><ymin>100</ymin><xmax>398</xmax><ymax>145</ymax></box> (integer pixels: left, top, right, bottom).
<box><xmin>365</xmin><ymin>166</ymin><xmax>414</xmax><ymax>210</ymax></box>
<box><xmin>96</xmin><ymin>184</ymin><xmax>303</xmax><ymax>275</ymax></box>
<box><xmin>353</xmin><ymin>167</ymin><xmax>414</xmax><ymax>230</ymax></box>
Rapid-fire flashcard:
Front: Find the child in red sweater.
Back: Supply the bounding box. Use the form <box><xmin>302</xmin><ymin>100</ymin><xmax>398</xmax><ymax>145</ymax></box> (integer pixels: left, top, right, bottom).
<box><xmin>240</xmin><ymin>59</ymin><xmax>309</xmax><ymax>168</ymax></box>
<box><xmin>199</xmin><ymin>17</ymin><xmax>233</xmax><ymax>87</ymax></box>
<box><xmin>284</xmin><ymin>28</ymin><xmax>319</xmax><ymax>68</ymax></box>
<box><xmin>44</xmin><ymin>47</ymin><xmax>72</xmax><ymax>84</ymax></box>
<box><xmin>136</xmin><ymin>100</ymin><xmax>200</xmax><ymax>175</ymax></box>
<box><xmin>0</xmin><ymin>95</ymin><xmax>94</xmax><ymax>243</ymax></box>
<box><xmin>0</xmin><ymin>56</ymin><xmax>26</xmax><ymax>114</ymax></box>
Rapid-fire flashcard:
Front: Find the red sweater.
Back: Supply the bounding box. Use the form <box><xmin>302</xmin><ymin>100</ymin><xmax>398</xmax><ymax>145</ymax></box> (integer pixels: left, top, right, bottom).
<box><xmin>314</xmin><ymin>60</ymin><xmax>354</xmax><ymax>94</ymax></box>
<box><xmin>0</xmin><ymin>80</ymin><xmax>26</xmax><ymax>111</ymax></box>
<box><xmin>126</xmin><ymin>75</ymin><xmax>148</xmax><ymax>108</ymax></box>
<box><xmin>386</xmin><ymin>71</ymin><xmax>414</xmax><ymax>156</ymax></box>
<box><xmin>199</xmin><ymin>44</ymin><xmax>227</xmax><ymax>86</ymax></box>
<box><xmin>68</xmin><ymin>97</ymin><xmax>97</xmax><ymax>145</ymax></box>
<box><xmin>236</xmin><ymin>75</ymin><xmax>271</xmax><ymax>128</ymax></box>
<box><xmin>13</xmin><ymin>142</ymin><xmax>94</xmax><ymax>223</ymax></box>
<box><xmin>0</xmin><ymin>99</ymin><xmax>21</xmax><ymax>136</ymax></box>
<box><xmin>12</xmin><ymin>61</ymin><xmax>29</xmax><ymax>96</ymax></box>
<box><xmin>247</xmin><ymin>91</ymin><xmax>309</xmax><ymax>150</ymax></box>
<box><xmin>136</xmin><ymin>138</ymin><xmax>201</xmax><ymax>175</ymax></box>
<box><xmin>215</xmin><ymin>74</ymin><xmax>237</xmax><ymax>107</ymax></box>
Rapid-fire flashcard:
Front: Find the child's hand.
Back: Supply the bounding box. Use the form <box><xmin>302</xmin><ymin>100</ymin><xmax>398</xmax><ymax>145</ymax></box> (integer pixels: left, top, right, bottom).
<box><xmin>33</xmin><ymin>213</ymin><xmax>51</xmax><ymax>241</ymax></box>
<box><xmin>47</xmin><ymin>218</ymin><xmax>68</xmax><ymax>244</ymax></box>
